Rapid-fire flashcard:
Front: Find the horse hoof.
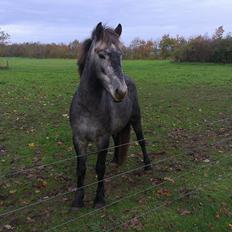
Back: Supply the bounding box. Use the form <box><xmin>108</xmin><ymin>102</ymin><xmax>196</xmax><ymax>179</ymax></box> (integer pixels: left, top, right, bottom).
<box><xmin>71</xmin><ymin>200</ymin><xmax>84</xmax><ymax>210</ymax></box>
<box><xmin>109</xmin><ymin>161</ymin><xmax>118</xmax><ymax>168</ymax></box>
<box><xmin>110</xmin><ymin>159</ymin><xmax>118</xmax><ymax>165</ymax></box>
<box><xmin>144</xmin><ymin>164</ymin><xmax>152</xmax><ymax>171</ymax></box>
<box><xmin>70</xmin><ymin>206</ymin><xmax>82</xmax><ymax>212</ymax></box>
<box><xmin>94</xmin><ymin>202</ymin><xmax>105</xmax><ymax>209</ymax></box>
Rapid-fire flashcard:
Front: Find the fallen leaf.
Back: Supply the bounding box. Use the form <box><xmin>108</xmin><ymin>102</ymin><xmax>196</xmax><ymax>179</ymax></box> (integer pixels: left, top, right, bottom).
<box><xmin>164</xmin><ymin>177</ymin><xmax>175</xmax><ymax>184</ymax></box>
<box><xmin>150</xmin><ymin>178</ymin><xmax>163</xmax><ymax>185</ymax></box>
<box><xmin>123</xmin><ymin>217</ymin><xmax>143</xmax><ymax>231</ymax></box>
<box><xmin>215</xmin><ymin>203</ymin><xmax>232</xmax><ymax>220</ymax></box>
<box><xmin>36</xmin><ymin>179</ymin><xmax>48</xmax><ymax>189</ymax></box>
<box><xmin>157</xmin><ymin>188</ymin><xmax>171</xmax><ymax>197</ymax></box>
<box><xmin>138</xmin><ymin>197</ymin><xmax>146</xmax><ymax>205</ymax></box>
<box><xmin>4</xmin><ymin>224</ymin><xmax>14</xmax><ymax>230</ymax></box>
<box><xmin>62</xmin><ymin>113</ymin><xmax>69</xmax><ymax>119</ymax></box>
<box><xmin>129</xmin><ymin>153</ymin><xmax>136</xmax><ymax>158</ymax></box>
<box><xmin>9</xmin><ymin>189</ymin><xmax>17</xmax><ymax>194</ymax></box>
<box><xmin>178</xmin><ymin>208</ymin><xmax>191</xmax><ymax>216</ymax></box>
<box><xmin>57</xmin><ymin>141</ymin><xmax>64</xmax><ymax>146</ymax></box>
<box><xmin>28</xmin><ymin>143</ymin><xmax>35</xmax><ymax>148</ymax></box>
<box><xmin>27</xmin><ymin>217</ymin><xmax>35</xmax><ymax>223</ymax></box>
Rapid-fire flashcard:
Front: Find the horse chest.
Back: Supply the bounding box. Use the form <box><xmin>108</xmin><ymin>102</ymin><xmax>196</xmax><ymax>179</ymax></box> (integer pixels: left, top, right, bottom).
<box><xmin>76</xmin><ymin>115</ymin><xmax>109</xmax><ymax>141</ymax></box>
<box><xmin>110</xmin><ymin>100</ymin><xmax>132</xmax><ymax>133</ymax></box>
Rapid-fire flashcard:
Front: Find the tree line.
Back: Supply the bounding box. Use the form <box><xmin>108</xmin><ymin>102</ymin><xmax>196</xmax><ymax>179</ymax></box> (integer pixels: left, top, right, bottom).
<box><xmin>1</xmin><ymin>26</ymin><xmax>232</xmax><ymax>63</ymax></box>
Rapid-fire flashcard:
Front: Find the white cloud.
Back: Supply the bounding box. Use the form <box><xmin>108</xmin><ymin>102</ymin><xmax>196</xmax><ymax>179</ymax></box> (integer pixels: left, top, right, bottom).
<box><xmin>0</xmin><ymin>23</ymin><xmax>92</xmax><ymax>43</ymax></box>
<box><xmin>0</xmin><ymin>0</ymin><xmax>232</xmax><ymax>44</ymax></box>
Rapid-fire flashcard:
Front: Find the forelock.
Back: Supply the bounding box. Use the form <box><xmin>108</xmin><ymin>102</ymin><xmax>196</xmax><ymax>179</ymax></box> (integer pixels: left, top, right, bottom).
<box><xmin>92</xmin><ymin>25</ymin><xmax>120</xmax><ymax>48</ymax></box>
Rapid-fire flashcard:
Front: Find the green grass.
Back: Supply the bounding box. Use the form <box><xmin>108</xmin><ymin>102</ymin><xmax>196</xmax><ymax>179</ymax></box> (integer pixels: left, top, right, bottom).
<box><xmin>0</xmin><ymin>58</ymin><xmax>232</xmax><ymax>232</ymax></box>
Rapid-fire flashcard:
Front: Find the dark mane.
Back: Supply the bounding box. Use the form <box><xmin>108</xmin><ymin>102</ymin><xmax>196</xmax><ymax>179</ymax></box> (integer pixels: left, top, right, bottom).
<box><xmin>77</xmin><ymin>26</ymin><xmax>120</xmax><ymax>76</ymax></box>
<box><xmin>77</xmin><ymin>39</ymin><xmax>92</xmax><ymax>76</ymax></box>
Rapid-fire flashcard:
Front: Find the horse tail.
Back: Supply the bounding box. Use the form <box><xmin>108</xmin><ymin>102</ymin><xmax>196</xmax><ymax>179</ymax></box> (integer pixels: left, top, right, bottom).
<box><xmin>114</xmin><ymin>123</ymin><xmax>131</xmax><ymax>165</ymax></box>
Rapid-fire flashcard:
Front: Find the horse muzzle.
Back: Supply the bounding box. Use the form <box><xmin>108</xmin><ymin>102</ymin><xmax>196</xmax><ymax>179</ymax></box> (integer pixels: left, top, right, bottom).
<box><xmin>113</xmin><ymin>85</ymin><xmax>128</xmax><ymax>102</ymax></box>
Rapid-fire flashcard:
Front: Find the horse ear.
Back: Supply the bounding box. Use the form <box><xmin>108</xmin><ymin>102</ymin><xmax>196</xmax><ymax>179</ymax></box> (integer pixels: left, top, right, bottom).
<box><xmin>114</xmin><ymin>24</ymin><xmax>122</xmax><ymax>37</ymax></box>
<box><xmin>95</xmin><ymin>22</ymin><xmax>104</xmax><ymax>41</ymax></box>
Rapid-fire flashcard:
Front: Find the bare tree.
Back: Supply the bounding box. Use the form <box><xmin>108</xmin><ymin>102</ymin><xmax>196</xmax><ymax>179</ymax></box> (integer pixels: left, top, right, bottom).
<box><xmin>0</xmin><ymin>28</ymin><xmax>10</xmax><ymax>45</ymax></box>
<box><xmin>213</xmin><ymin>26</ymin><xmax>224</xmax><ymax>40</ymax></box>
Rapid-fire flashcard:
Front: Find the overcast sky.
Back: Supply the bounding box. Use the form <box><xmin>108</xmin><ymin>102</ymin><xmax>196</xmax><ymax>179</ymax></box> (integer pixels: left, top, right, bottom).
<box><xmin>1</xmin><ymin>0</ymin><xmax>232</xmax><ymax>45</ymax></box>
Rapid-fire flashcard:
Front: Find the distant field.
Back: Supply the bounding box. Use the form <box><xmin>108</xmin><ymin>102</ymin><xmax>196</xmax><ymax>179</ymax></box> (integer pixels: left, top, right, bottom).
<box><xmin>0</xmin><ymin>58</ymin><xmax>232</xmax><ymax>232</ymax></box>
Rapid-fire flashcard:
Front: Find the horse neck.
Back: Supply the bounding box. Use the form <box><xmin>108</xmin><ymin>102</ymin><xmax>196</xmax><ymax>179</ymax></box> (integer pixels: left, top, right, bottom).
<box><xmin>78</xmin><ymin>62</ymin><xmax>104</xmax><ymax>106</ymax></box>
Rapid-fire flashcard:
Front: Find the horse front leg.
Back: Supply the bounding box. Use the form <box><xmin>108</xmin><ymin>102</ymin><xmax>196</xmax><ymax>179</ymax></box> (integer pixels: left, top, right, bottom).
<box><xmin>111</xmin><ymin>134</ymin><xmax>119</xmax><ymax>164</ymax></box>
<box><xmin>72</xmin><ymin>135</ymin><xmax>88</xmax><ymax>210</ymax></box>
<box><xmin>94</xmin><ymin>136</ymin><xmax>110</xmax><ymax>208</ymax></box>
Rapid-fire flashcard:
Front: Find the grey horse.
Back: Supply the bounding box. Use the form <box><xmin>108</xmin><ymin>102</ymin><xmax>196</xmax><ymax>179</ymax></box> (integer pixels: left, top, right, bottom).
<box><xmin>69</xmin><ymin>22</ymin><xmax>151</xmax><ymax>209</ymax></box>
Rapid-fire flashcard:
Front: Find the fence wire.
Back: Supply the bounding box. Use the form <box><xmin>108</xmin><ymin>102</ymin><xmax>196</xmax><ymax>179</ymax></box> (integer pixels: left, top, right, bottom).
<box><xmin>0</xmin><ymin>117</ymin><xmax>231</xmax><ymax>232</ymax></box>
<box><xmin>1</xmin><ymin>116</ymin><xmax>231</xmax><ymax>179</ymax></box>
<box><xmin>0</xmin><ymin>139</ymin><xmax>145</xmax><ymax>179</ymax></box>
<box><xmin>106</xmin><ymin>158</ymin><xmax>232</xmax><ymax>232</ymax></box>
<box><xmin>0</xmin><ymin>133</ymin><xmax>231</xmax><ymax>220</ymax></box>
<box><xmin>0</xmin><ymin>146</ymin><xmax>185</xmax><ymax>218</ymax></box>
<box><xmin>46</xmin><ymin>151</ymin><xmax>232</xmax><ymax>231</ymax></box>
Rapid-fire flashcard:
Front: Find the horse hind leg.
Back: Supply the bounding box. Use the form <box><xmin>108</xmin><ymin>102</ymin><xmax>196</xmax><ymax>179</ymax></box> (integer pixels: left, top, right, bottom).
<box><xmin>131</xmin><ymin>118</ymin><xmax>152</xmax><ymax>171</ymax></box>
<box><xmin>112</xmin><ymin>123</ymin><xmax>131</xmax><ymax>166</ymax></box>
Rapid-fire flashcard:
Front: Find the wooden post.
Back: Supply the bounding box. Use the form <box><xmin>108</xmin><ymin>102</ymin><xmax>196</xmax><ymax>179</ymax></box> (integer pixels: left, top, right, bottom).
<box><xmin>0</xmin><ymin>60</ymin><xmax>9</xmax><ymax>69</ymax></box>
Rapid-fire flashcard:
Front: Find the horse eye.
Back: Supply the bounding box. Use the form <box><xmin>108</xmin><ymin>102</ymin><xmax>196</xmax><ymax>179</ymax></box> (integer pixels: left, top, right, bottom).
<box><xmin>101</xmin><ymin>67</ymin><xmax>106</xmax><ymax>75</ymax></box>
<box><xmin>98</xmin><ymin>54</ymin><xmax>106</xmax><ymax>59</ymax></box>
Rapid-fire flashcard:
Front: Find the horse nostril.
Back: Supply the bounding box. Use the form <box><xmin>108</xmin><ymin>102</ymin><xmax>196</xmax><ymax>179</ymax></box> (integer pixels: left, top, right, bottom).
<box><xmin>115</xmin><ymin>88</ymin><xmax>127</xmax><ymax>100</ymax></box>
<box><xmin>115</xmin><ymin>88</ymin><xmax>122</xmax><ymax>96</ymax></box>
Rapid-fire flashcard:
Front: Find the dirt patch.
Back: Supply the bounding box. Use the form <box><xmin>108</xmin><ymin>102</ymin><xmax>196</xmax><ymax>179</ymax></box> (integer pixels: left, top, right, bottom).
<box><xmin>168</xmin><ymin>118</ymin><xmax>232</xmax><ymax>161</ymax></box>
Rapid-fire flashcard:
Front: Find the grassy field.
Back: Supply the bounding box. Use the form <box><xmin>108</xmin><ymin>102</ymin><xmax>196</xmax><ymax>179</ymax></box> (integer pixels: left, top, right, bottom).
<box><xmin>0</xmin><ymin>58</ymin><xmax>232</xmax><ymax>232</ymax></box>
